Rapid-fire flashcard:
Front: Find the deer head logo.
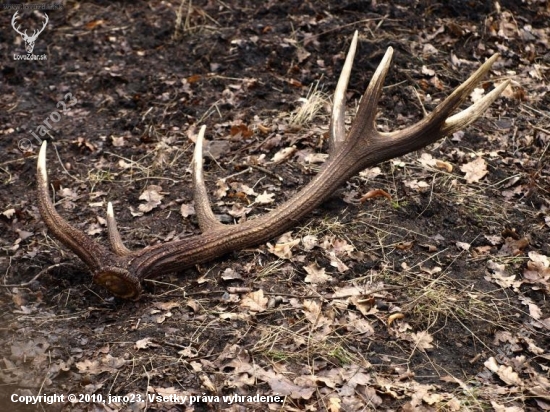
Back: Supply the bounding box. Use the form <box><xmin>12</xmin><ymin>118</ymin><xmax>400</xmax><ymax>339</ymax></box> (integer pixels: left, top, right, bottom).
<box><xmin>11</xmin><ymin>11</ymin><xmax>49</xmax><ymax>54</ymax></box>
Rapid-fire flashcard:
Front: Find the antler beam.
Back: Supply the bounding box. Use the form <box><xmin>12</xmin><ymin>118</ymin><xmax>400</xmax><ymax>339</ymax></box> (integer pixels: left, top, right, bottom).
<box><xmin>37</xmin><ymin>32</ymin><xmax>508</xmax><ymax>299</ymax></box>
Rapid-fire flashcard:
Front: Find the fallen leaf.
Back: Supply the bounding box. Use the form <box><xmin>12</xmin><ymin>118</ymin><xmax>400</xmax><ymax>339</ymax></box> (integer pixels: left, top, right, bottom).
<box><xmin>523</xmin><ymin>251</ymin><xmax>550</xmax><ymax>291</ymax></box>
<box><xmin>330</xmin><ymin>238</ymin><xmax>355</xmax><ymax>256</ymax></box>
<box><xmin>346</xmin><ymin>312</ymin><xmax>374</xmax><ymax>335</ymax></box>
<box><xmin>178</xmin><ymin>346</ymin><xmax>198</xmax><ymax>358</ymax></box>
<box><xmin>528</xmin><ymin>251</ymin><xmax>550</xmax><ymax>268</ymax></box>
<box><xmin>2</xmin><ymin>208</ymin><xmax>15</xmax><ymax>219</ymax></box>
<box><xmin>267</xmin><ymin>232</ymin><xmax>300</xmax><ymax>259</ymax></box>
<box><xmin>186</xmin><ymin>299</ymin><xmax>200</xmax><ymax>312</ymax></box>
<box><xmin>255</xmin><ymin>191</ymin><xmax>275</xmax><ymax>204</ymax></box>
<box><xmin>456</xmin><ymin>241</ymin><xmax>471</xmax><ymax>251</ymax></box>
<box><xmin>138</xmin><ymin>185</ymin><xmax>164</xmax><ymax>213</ymax></box>
<box><xmin>418</xmin><ymin>152</ymin><xmax>438</xmax><ymax>168</ymax></box>
<box><xmin>404</xmin><ymin>179</ymin><xmax>430</xmax><ymax>190</ymax></box>
<box><xmin>460</xmin><ymin>157</ymin><xmax>488</xmax><ymax>183</ymax></box>
<box><xmin>230</xmin><ymin>123</ymin><xmax>253</xmax><ymax>138</ymax></box>
<box><xmin>296</xmin><ymin>47</ymin><xmax>310</xmax><ymax>63</ymax></box>
<box><xmin>483</xmin><ymin>357</ymin><xmax>522</xmax><ymax>386</ymax></box>
<box><xmin>259</xmin><ymin>368</ymin><xmax>315</xmax><ymax>399</ymax></box>
<box><xmin>486</xmin><ymin>260</ymin><xmax>520</xmax><ymax>289</ymax></box>
<box><xmin>11</xmin><ymin>338</ymin><xmax>49</xmax><ymax>359</ymax></box>
<box><xmin>303</xmin><ymin>262</ymin><xmax>332</xmax><ymax>284</ymax></box>
<box><xmin>490</xmin><ymin>401</ymin><xmax>525</xmax><ymax>412</ymax></box>
<box><xmin>86</xmin><ymin>223</ymin><xmax>102</xmax><ymax>236</ymax></box>
<box><xmin>498</xmin><ymin>237</ymin><xmax>529</xmax><ymax>256</ymax></box>
<box><xmin>396</xmin><ymin>241</ymin><xmax>414</xmax><ymax>251</ymax></box>
<box><xmin>302</xmin><ymin>299</ymin><xmax>332</xmax><ymax>330</ymax></box>
<box><xmin>329</xmin><ymin>252</ymin><xmax>349</xmax><ymax>273</ymax></box>
<box><xmin>420</xmin><ymin>265</ymin><xmax>442</xmax><ymax>275</ymax></box>
<box><xmin>359</xmin><ymin>189</ymin><xmax>391</xmax><ymax>203</ymax></box>
<box><xmin>519</xmin><ymin>296</ymin><xmax>542</xmax><ymax>320</ymax></box>
<box><xmin>328</xmin><ymin>397</ymin><xmax>341</xmax><ymax>412</ymax></box>
<box><xmin>410</xmin><ymin>331</ymin><xmax>434</xmax><ymax>350</ymax></box>
<box><xmin>135</xmin><ymin>337</ymin><xmax>159</xmax><ymax>350</ymax></box>
<box><xmin>350</xmin><ymin>295</ymin><xmax>376</xmax><ymax>316</ymax></box>
<box><xmin>150</xmin><ymin>310</ymin><xmax>172</xmax><ymax>324</ymax></box>
<box><xmin>359</xmin><ymin>167</ymin><xmax>382</xmax><ymax>180</ymax></box>
<box><xmin>420</xmin><ymin>243</ymin><xmax>438</xmax><ymax>252</ymax></box>
<box><xmin>180</xmin><ymin>203</ymin><xmax>195</xmax><ymax>217</ymax></box>
<box><xmin>16</xmin><ymin>229</ymin><xmax>34</xmax><ymax>241</ymax></box>
<box><xmin>231</xmin><ymin>182</ymin><xmax>256</xmax><ymax>196</ymax></box>
<box><xmin>153</xmin><ymin>301</ymin><xmax>180</xmax><ymax>311</ymax></box>
<box><xmin>473</xmin><ymin>245</ymin><xmax>492</xmax><ymax>256</ymax></box>
<box><xmin>111</xmin><ymin>135</ymin><xmax>125</xmax><ymax>147</ymax></box>
<box><xmin>215</xmin><ymin>179</ymin><xmax>229</xmax><ymax>198</ymax></box>
<box><xmin>271</xmin><ymin>146</ymin><xmax>296</xmax><ymax>163</ymax></box>
<box><xmin>240</xmin><ymin>289</ymin><xmax>268</xmax><ymax>312</ymax></box>
<box><xmin>388</xmin><ymin>313</ymin><xmax>405</xmax><ymax>326</ymax></box>
<box><xmin>435</xmin><ymin>160</ymin><xmax>453</xmax><ymax>172</ymax></box>
<box><xmin>470</xmin><ymin>87</ymin><xmax>486</xmax><ymax>103</ymax></box>
<box><xmin>221</xmin><ymin>268</ymin><xmax>242</xmax><ymax>280</ymax></box>
<box><xmin>301</xmin><ymin>235</ymin><xmax>318</xmax><ymax>251</ymax></box>
<box><xmin>187</xmin><ymin>74</ymin><xmax>202</xmax><ymax>83</ymax></box>
<box><xmin>199</xmin><ymin>374</ymin><xmax>216</xmax><ymax>392</ymax></box>
<box><xmin>228</xmin><ymin>203</ymin><xmax>251</xmax><ymax>218</ymax></box>
<box><xmin>76</xmin><ymin>354</ymin><xmax>126</xmax><ymax>375</ymax></box>
<box><xmin>422</xmin><ymin>65</ymin><xmax>436</xmax><ymax>76</ymax></box>
<box><xmin>85</xmin><ymin>19</ymin><xmax>104</xmax><ymax>29</ymax></box>
<box><xmin>485</xmin><ymin>235</ymin><xmax>503</xmax><ymax>245</ymax></box>
<box><xmin>147</xmin><ymin>386</ymin><xmax>190</xmax><ymax>402</ymax></box>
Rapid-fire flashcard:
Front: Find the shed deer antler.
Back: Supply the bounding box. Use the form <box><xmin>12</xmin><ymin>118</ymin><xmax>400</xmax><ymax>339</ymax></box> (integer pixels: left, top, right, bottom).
<box><xmin>37</xmin><ymin>32</ymin><xmax>508</xmax><ymax>299</ymax></box>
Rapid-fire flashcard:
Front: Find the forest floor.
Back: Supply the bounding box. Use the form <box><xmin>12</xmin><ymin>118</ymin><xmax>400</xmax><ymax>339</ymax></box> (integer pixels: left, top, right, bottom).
<box><xmin>0</xmin><ymin>0</ymin><xmax>549</xmax><ymax>411</ymax></box>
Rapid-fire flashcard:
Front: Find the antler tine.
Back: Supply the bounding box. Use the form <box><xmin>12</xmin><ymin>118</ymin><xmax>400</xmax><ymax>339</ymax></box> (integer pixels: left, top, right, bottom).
<box><xmin>342</xmin><ymin>52</ymin><xmax>505</xmax><ymax>166</ymax></box>
<box><xmin>37</xmin><ymin>141</ymin><xmax>115</xmax><ymax>270</ymax></box>
<box><xmin>375</xmin><ymin>54</ymin><xmax>505</xmax><ymax>154</ymax></box>
<box><xmin>443</xmin><ymin>79</ymin><xmax>510</xmax><ymax>135</ymax></box>
<box><xmin>329</xmin><ymin>30</ymin><xmax>358</xmax><ymax>151</ymax></box>
<box><xmin>419</xmin><ymin>53</ymin><xmax>503</xmax><ymax>129</ymax></box>
<box><xmin>106</xmin><ymin>202</ymin><xmax>133</xmax><ymax>257</ymax></box>
<box><xmin>192</xmin><ymin>125</ymin><xmax>224</xmax><ymax>232</ymax></box>
<box><xmin>345</xmin><ymin>46</ymin><xmax>394</xmax><ymax>143</ymax></box>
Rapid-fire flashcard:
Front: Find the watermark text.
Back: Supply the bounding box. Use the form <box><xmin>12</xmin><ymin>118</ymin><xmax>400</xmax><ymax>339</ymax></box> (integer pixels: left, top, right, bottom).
<box><xmin>2</xmin><ymin>3</ymin><xmax>62</xmax><ymax>10</ymax></box>
<box><xmin>18</xmin><ymin>92</ymin><xmax>77</xmax><ymax>152</ymax></box>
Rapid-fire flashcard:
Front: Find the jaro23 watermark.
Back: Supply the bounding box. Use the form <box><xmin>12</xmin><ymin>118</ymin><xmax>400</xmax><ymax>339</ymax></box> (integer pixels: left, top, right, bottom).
<box><xmin>18</xmin><ymin>93</ymin><xmax>77</xmax><ymax>152</ymax></box>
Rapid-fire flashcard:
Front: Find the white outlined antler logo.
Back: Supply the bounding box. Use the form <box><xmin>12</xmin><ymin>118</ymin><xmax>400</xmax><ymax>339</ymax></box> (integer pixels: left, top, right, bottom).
<box><xmin>11</xmin><ymin>11</ymin><xmax>49</xmax><ymax>54</ymax></box>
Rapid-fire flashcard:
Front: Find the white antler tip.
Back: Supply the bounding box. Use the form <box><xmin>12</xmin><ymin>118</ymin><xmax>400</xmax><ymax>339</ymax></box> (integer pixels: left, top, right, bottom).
<box><xmin>351</xmin><ymin>30</ymin><xmax>359</xmax><ymax>47</ymax></box>
<box><xmin>198</xmin><ymin>124</ymin><xmax>206</xmax><ymax>140</ymax></box>
<box><xmin>444</xmin><ymin>80</ymin><xmax>510</xmax><ymax>132</ymax></box>
<box><xmin>38</xmin><ymin>140</ymin><xmax>48</xmax><ymax>180</ymax></box>
<box><xmin>107</xmin><ymin>202</ymin><xmax>114</xmax><ymax>218</ymax></box>
<box><xmin>383</xmin><ymin>46</ymin><xmax>394</xmax><ymax>61</ymax></box>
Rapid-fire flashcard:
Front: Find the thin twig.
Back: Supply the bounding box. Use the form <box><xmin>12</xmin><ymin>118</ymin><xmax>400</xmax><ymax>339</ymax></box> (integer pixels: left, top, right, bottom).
<box><xmin>53</xmin><ymin>143</ymin><xmax>80</xmax><ymax>182</ymax></box>
<box><xmin>1</xmin><ymin>262</ymin><xmax>74</xmax><ymax>288</ymax></box>
<box><xmin>248</xmin><ymin>164</ymin><xmax>283</xmax><ymax>181</ymax></box>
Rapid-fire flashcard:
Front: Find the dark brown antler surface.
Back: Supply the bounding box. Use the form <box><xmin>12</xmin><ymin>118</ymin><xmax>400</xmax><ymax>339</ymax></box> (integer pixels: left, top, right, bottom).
<box><xmin>37</xmin><ymin>32</ymin><xmax>508</xmax><ymax>299</ymax></box>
